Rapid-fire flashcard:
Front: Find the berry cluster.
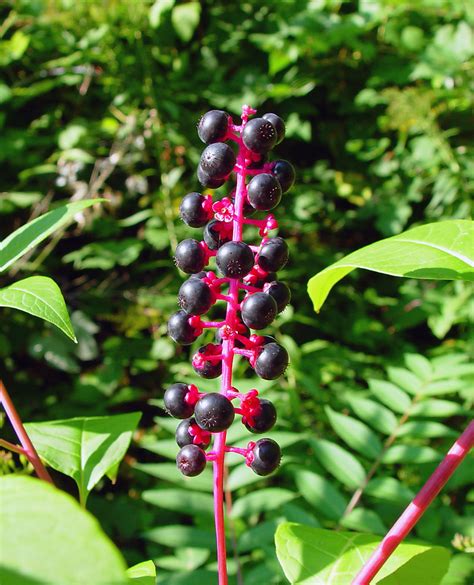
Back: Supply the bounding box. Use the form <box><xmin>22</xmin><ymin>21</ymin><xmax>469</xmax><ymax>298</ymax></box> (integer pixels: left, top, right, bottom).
<box><xmin>166</xmin><ymin>105</ymin><xmax>295</xmax><ymax>481</ymax></box>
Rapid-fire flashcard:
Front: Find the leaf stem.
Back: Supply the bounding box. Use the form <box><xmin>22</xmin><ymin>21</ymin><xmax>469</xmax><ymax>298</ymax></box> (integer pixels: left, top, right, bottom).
<box><xmin>0</xmin><ymin>379</ymin><xmax>54</xmax><ymax>484</ymax></box>
<box><xmin>352</xmin><ymin>420</ymin><xmax>474</xmax><ymax>584</ymax></box>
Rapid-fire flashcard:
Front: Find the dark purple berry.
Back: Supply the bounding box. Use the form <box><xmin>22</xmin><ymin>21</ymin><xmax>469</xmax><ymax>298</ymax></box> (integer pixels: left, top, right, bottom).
<box><xmin>255</xmin><ymin>342</ymin><xmax>288</xmax><ymax>380</ymax></box>
<box><xmin>174</xmin><ymin>239</ymin><xmax>206</xmax><ymax>274</ymax></box>
<box><xmin>242</xmin><ymin>118</ymin><xmax>277</xmax><ymax>154</ymax></box>
<box><xmin>247</xmin><ymin>153</ymin><xmax>268</xmax><ymax>170</ymax></box>
<box><xmin>247</xmin><ymin>173</ymin><xmax>282</xmax><ymax>211</ymax></box>
<box><xmin>176</xmin><ymin>444</ymin><xmax>207</xmax><ymax>477</ymax></box>
<box><xmin>257</xmin><ymin>237</ymin><xmax>288</xmax><ymax>272</ymax></box>
<box><xmin>203</xmin><ymin>219</ymin><xmax>232</xmax><ymax>250</ymax></box>
<box><xmin>262</xmin><ymin>113</ymin><xmax>285</xmax><ymax>144</ymax></box>
<box><xmin>176</xmin><ymin>418</ymin><xmax>211</xmax><ymax>449</ymax></box>
<box><xmin>198</xmin><ymin>110</ymin><xmax>230</xmax><ymax>144</ymax></box>
<box><xmin>179</xmin><ymin>192</ymin><xmax>211</xmax><ymax>228</ymax></box>
<box><xmin>249</xmin><ymin>438</ymin><xmax>281</xmax><ymax>476</ymax></box>
<box><xmin>164</xmin><ymin>383</ymin><xmax>194</xmax><ymax>419</ymax></box>
<box><xmin>168</xmin><ymin>310</ymin><xmax>200</xmax><ymax>345</ymax></box>
<box><xmin>194</xmin><ymin>393</ymin><xmax>235</xmax><ymax>432</ymax></box>
<box><xmin>216</xmin><ymin>241</ymin><xmax>254</xmax><ymax>278</ymax></box>
<box><xmin>241</xmin><ymin>292</ymin><xmax>277</xmax><ymax>330</ymax></box>
<box><xmin>244</xmin><ymin>399</ymin><xmax>277</xmax><ymax>434</ymax></box>
<box><xmin>200</xmin><ymin>143</ymin><xmax>236</xmax><ymax>179</ymax></box>
<box><xmin>264</xmin><ymin>281</ymin><xmax>291</xmax><ymax>313</ymax></box>
<box><xmin>197</xmin><ymin>164</ymin><xmax>226</xmax><ymax>189</ymax></box>
<box><xmin>178</xmin><ymin>278</ymin><xmax>213</xmax><ymax>315</ymax></box>
<box><xmin>193</xmin><ymin>344</ymin><xmax>222</xmax><ymax>379</ymax></box>
<box><xmin>270</xmin><ymin>160</ymin><xmax>295</xmax><ymax>193</ymax></box>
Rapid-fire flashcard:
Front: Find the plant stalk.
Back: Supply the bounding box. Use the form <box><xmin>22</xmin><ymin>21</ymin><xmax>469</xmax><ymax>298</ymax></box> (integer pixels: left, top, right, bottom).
<box><xmin>0</xmin><ymin>379</ymin><xmax>54</xmax><ymax>484</ymax></box>
<box><xmin>352</xmin><ymin>420</ymin><xmax>474</xmax><ymax>584</ymax></box>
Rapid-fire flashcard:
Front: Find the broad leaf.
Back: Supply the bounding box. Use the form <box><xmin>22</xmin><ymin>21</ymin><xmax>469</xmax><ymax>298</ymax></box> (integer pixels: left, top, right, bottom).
<box><xmin>127</xmin><ymin>561</ymin><xmax>156</xmax><ymax>585</ymax></box>
<box><xmin>382</xmin><ymin>444</ymin><xmax>441</xmax><ymax>464</ymax></box>
<box><xmin>340</xmin><ymin>508</ymin><xmax>387</xmax><ymax>535</ymax></box>
<box><xmin>310</xmin><ymin>438</ymin><xmax>366</xmax><ymax>489</ymax></box>
<box><xmin>0</xmin><ymin>199</ymin><xmax>100</xmax><ymax>272</ymax></box>
<box><xmin>143</xmin><ymin>526</ymin><xmax>217</xmax><ymax>550</ymax></box>
<box><xmin>25</xmin><ymin>413</ymin><xmax>141</xmax><ymax>505</ymax></box>
<box><xmin>346</xmin><ymin>395</ymin><xmax>398</xmax><ymax>435</ymax></box>
<box><xmin>365</xmin><ymin>477</ymin><xmax>415</xmax><ymax>505</ymax></box>
<box><xmin>142</xmin><ymin>489</ymin><xmax>214</xmax><ymax>517</ymax></box>
<box><xmin>275</xmin><ymin>522</ymin><xmax>450</xmax><ymax>584</ymax></box>
<box><xmin>231</xmin><ymin>488</ymin><xmax>295</xmax><ymax>518</ymax></box>
<box><xmin>134</xmin><ymin>462</ymin><xmax>213</xmax><ymax>492</ymax></box>
<box><xmin>325</xmin><ymin>406</ymin><xmax>382</xmax><ymax>459</ymax></box>
<box><xmin>369</xmin><ymin>379</ymin><xmax>411</xmax><ymax>413</ymax></box>
<box><xmin>0</xmin><ymin>476</ymin><xmax>128</xmax><ymax>585</ymax></box>
<box><xmin>308</xmin><ymin>220</ymin><xmax>474</xmax><ymax>312</ymax></box>
<box><xmin>0</xmin><ymin>276</ymin><xmax>76</xmax><ymax>341</ymax></box>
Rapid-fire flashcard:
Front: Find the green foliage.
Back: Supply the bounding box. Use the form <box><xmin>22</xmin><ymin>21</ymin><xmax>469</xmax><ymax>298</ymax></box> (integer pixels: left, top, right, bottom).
<box><xmin>25</xmin><ymin>413</ymin><xmax>141</xmax><ymax>505</ymax></box>
<box><xmin>308</xmin><ymin>220</ymin><xmax>474</xmax><ymax>312</ymax></box>
<box><xmin>275</xmin><ymin>523</ymin><xmax>451</xmax><ymax>585</ymax></box>
<box><xmin>1</xmin><ymin>0</ymin><xmax>473</xmax><ymax>583</ymax></box>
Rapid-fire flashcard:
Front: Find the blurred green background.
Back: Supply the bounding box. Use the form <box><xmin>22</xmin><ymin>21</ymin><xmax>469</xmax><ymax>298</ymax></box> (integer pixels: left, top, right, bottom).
<box><xmin>1</xmin><ymin>1</ymin><xmax>473</xmax><ymax>584</ymax></box>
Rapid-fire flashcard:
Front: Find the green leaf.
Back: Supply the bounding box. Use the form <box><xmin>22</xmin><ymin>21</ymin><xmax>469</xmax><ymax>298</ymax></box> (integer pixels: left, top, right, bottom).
<box><xmin>340</xmin><ymin>508</ymin><xmax>387</xmax><ymax>535</ymax></box>
<box><xmin>0</xmin><ymin>476</ymin><xmax>128</xmax><ymax>585</ymax></box>
<box><xmin>134</xmin><ymin>462</ymin><xmax>213</xmax><ymax>492</ymax></box>
<box><xmin>142</xmin><ymin>489</ymin><xmax>213</xmax><ymax>517</ymax></box>
<box><xmin>365</xmin><ymin>477</ymin><xmax>415</xmax><ymax>505</ymax></box>
<box><xmin>275</xmin><ymin>523</ymin><xmax>450</xmax><ymax>585</ymax></box>
<box><xmin>0</xmin><ymin>276</ymin><xmax>76</xmax><ymax>341</ymax></box>
<box><xmin>308</xmin><ymin>220</ymin><xmax>474</xmax><ymax>312</ymax></box>
<box><xmin>411</xmin><ymin>399</ymin><xmax>465</xmax><ymax>418</ymax></box>
<box><xmin>126</xmin><ymin>561</ymin><xmax>156</xmax><ymax>585</ymax></box>
<box><xmin>325</xmin><ymin>406</ymin><xmax>382</xmax><ymax>459</ymax></box>
<box><xmin>404</xmin><ymin>354</ymin><xmax>433</xmax><ymax>380</ymax></box>
<box><xmin>149</xmin><ymin>0</ymin><xmax>175</xmax><ymax>28</ymax></box>
<box><xmin>294</xmin><ymin>469</ymin><xmax>347</xmax><ymax>521</ymax></box>
<box><xmin>143</xmin><ymin>526</ymin><xmax>217</xmax><ymax>550</ymax></box>
<box><xmin>231</xmin><ymin>488</ymin><xmax>295</xmax><ymax>518</ymax></box>
<box><xmin>171</xmin><ymin>2</ymin><xmax>201</xmax><ymax>42</ymax></box>
<box><xmin>25</xmin><ymin>413</ymin><xmax>141</xmax><ymax>506</ymax></box>
<box><xmin>369</xmin><ymin>379</ymin><xmax>412</xmax><ymax>413</ymax></box>
<box><xmin>397</xmin><ymin>421</ymin><xmax>456</xmax><ymax>438</ymax></box>
<box><xmin>0</xmin><ymin>199</ymin><xmax>100</xmax><ymax>272</ymax></box>
<box><xmin>346</xmin><ymin>395</ymin><xmax>398</xmax><ymax>435</ymax></box>
<box><xmin>382</xmin><ymin>444</ymin><xmax>441</xmax><ymax>464</ymax></box>
<box><xmin>387</xmin><ymin>367</ymin><xmax>421</xmax><ymax>395</ymax></box>
<box><xmin>310</xmin><ymin>438</ymin><xmax>366</xmax><ymax>489</ymax></box>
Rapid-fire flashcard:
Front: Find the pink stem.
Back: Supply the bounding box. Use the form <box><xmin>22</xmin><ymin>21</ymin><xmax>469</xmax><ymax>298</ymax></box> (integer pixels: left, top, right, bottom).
<box><xmin>213</xmin><ymin>108</ymin><xmax>253</xmax><ymax>585</ymax></box>
<box><xmin>0</xmin><ymin>379</ymin><xmax>54</xmax><ymax>484</ymax></box>
<box><xmin>352</xmin><ymin>420</ymin><xmax>474</xmax><ymax>584</ymax></box>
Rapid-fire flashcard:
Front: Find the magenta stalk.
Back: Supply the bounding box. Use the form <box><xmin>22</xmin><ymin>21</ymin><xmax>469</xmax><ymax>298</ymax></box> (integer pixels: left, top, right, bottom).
<box><xmin>213</xmin><ymin>111</ymin><xmax>250</xmax><ymax>585</ymax></box>
<box><xmin>352</xmin><ymin>420</ymin><xmax>474</xmax><ymax>585</ymax></box>
<box><xmin>0</xmin><ymin>379</ymin><xmax>54</xmax><ymax>484</ymax></box>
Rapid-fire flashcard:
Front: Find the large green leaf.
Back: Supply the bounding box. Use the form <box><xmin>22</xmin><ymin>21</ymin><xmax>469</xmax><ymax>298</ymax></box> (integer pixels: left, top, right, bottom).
<box><xmin>0</xmin><ymin>476</ymin><xmax>128</xmax><ymax>585</ymax></box>
<box><xmin>25</xmin><ymin>413</ymin><xmax>141</xmax><ymax>505</ymax></box>
<box><xmin>310</xmin><ymin>438</ymin><xmax>366</xmax><ymax>489</ymax></box>
<box><xmin>0</xmin><ymin>276</ymin><xmax>76</xmax><ymax>341</ymax></box>
<box><xmin>126</xmin><ymin>561</ymin><xmax>156</xmax><ymax>585</ymax></box>
<box><xmin>308</xmin><ymin>220</ymin><xmax>474</xmax><ymax>312</ymax></box>
<box><xmin>275</xmin><ymin>523</ymin><xmax>450</xmax><ymax>584</ymax></box>
<box><xmin>0</xmin><ymin>199</ymin><xmax>100</xmax><ymax>272</ymax></box>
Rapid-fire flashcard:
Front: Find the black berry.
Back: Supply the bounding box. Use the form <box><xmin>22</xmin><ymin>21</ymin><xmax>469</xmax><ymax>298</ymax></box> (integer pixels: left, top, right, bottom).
<box><xmin>255</xmin><ymin>342</ymin><xmax>289</xmax><ymax>379</ymax></box>
<box><xmin>198</xmin><ymin>110</ymin><xmax>230</xmax><ymax>144</ymax></box>
<box><xmin>178</xmin><ymin>278</ymin><xmax>213</xmax><ymax>315</ymax></box>
<box><xmin>194</xmin><ymin>393</ymin><xmax>235</xmax><ymax>432</ymax></box>
<box><xmin>216</xmin><ymin>241</ymin><xmax>254</xmax><ymax>278</ymax></box>
<box><xmin>176</xmin><ymin>418</ymin><xmax>211</xmax><ymax>450</ymax></box>
<box><xmin>176</xmin><ymin>444</ymin><xmax>207</xmax><ymax>477</ymax></box>
<box><xmin>168</xmin><ymin>310</ymin><xmax>200</xmax><ymax>345</ymax></box>
<box><xmin>242</xmin><ymin>118</ymin><xmax>277</xmax><ymax>153</ymax></box>
<box><xmin>247</xmin><ymin>173</ymin><xmax>282</xmax><ymax>211</ymax></box>
<box><xmin>244</xmin><ymin>399</ymin><xmax>277</xmax><ymax>434</ymax></box>
<box><xmin>241</xmin><ymin>292</ymin><xmax>277</xmax><ymax>330</ymax></box>
<box><xmin>262</xmin><ymin>113</ymin><xmax>285</xmax><ymax>144</ymax></box>
<box><xmin>257</xmin><ymin>237</ymin><xmax>288</xmax><ymax>272</ymax></box>
<box><xmin>193</xmin><ymin>344</ymin><xmax>222</xmax><ymax>379</ymax></box>
<box><xmin>250</xmin><ymin>438</ymin><xmax>281</xmax><ymax>476</ymax></box>
<box><xmin>197</xmin><ymin>164</ymin><xmax>226</xmax><ymax>189</ymax></box>
<box><xmin>270</xmin><ymin>160</ymin><xmax>295</xmax><ymax>193</ymax></box>
<box><xmin>164</xmin><ymin>383</ymin><xmax>194</xmax><ymax>419</ymax></box>
<box><xmin>200</xmin><ymin>143</ymin><xmax>236</xmax><ymax>179</ymax></box>
<box><xmin>265</xmin><ymin>281</ymin><xmax>291</xmax><ymax>313</ymax></box>
<box><xmin>180</xmin><ymin>192</ymin><xmax>211</xmax><ymax>228</ymax></box>
<box><xmin>203</xmin><ymin>219</ymin><xmax>232</xmax><ymax>250</ymax></box>
<box><xmin>174</xmin><ymin>239</ymin><xmax>206</xmax><ymax>274</ymax></box>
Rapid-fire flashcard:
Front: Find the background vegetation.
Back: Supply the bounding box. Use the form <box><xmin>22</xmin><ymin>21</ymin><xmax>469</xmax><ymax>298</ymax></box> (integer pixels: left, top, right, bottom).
<box><xmin>1</xmin><ymin>0</ymin><xmax>472</xmax><ymax>583</ymax></box>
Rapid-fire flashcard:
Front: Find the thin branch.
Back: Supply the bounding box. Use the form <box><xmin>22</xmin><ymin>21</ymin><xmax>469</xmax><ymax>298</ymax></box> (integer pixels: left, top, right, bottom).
<box><xmin>0</xmin><ymin>438</ymin><xmax>26</xmax><ymax>455</ymax></box>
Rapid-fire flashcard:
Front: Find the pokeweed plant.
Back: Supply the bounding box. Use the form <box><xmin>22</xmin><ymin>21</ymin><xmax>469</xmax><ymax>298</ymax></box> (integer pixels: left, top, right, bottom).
<box><xmin>165</xmin><ymin>105</ymin><xmax>295</xmax><ymax>583</ymax></box>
